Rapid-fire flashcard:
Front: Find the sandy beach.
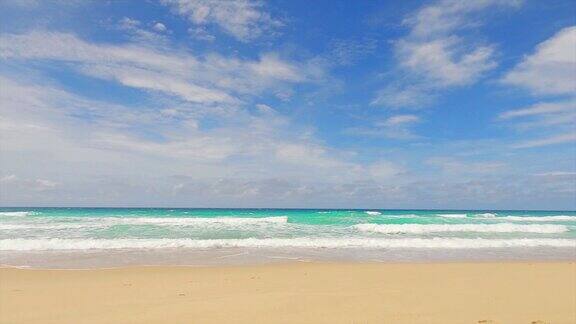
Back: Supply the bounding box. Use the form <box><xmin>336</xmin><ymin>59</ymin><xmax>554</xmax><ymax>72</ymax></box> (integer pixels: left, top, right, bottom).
<box><xmin>1</xmin><ymin>262</ymin><xmax>574</xmax><ymax>324</ymax></box>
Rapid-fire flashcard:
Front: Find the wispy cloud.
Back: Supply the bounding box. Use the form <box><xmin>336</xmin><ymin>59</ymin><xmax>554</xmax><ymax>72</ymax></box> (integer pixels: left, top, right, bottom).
<box><xmin>0</xmin><ymin>73</ymin><xmax>404</xmax><ymax>205</ymax></box>
<box><xmin>513</xmin><ymin>132</ymin><xmax>576</xmax><ymax>149</ymax></box>
<box><xmin>152</xmin><ymin>22</ymin><xmax>167</xmax><ymax>33</ymax></box>
<box><xmin>344</xmin><ymin>114</ymin><xmax>422</xmax><ymax>140</ymax></box>
<box><xmin>499</xmin><ymin>26</ymin><xmax>576</xmax><ymax>148</ymax></box>
<box><xmin>499</xmin><ymin>100</ymin><xmax>576</xmax><ymax>120</ymax></box>
<box><xmin>395</xmin><ymin>36</ymin><xmax>496</xmax><ymax>87</ymax></box>
<box><xmin>161</xmin><ymin>0</ymin><xmax>283</xmax><ymax>42</ymax></box>
<box><xmin>328</xmin><ymin>38</ymin><xmax>378</xmax><ymax>66</ymax></box>
<box><xmin>373</xmin><ymin>0</ymin><xmax>521</xmax><ymax>109</ymax></box>
<box><xmin>117</xmin><ymin>17</ymin><xmax>168</xmax><ymax>43</ymax></box>
<box><xmin>498</xmin><ymin>99</ymin><xmax>576</xmax><ymax>131</ymax></box>
<box><xmin>0</xmin><ymin>31</ymin><xmax>319</xmax><ymax>104</ymax></box>
<box><xmin>502</xmin><ymin>26</ymin><xmax>576</xmax><ymax>96</ymax></box>
<box><xmin>0</xmin><ymin>0</ymin><xmax>573</xmax><ymax>208</ymax></box>
<box><xmin>383</xmin><ymin>114</ymin><xmax>420</xmax><ymax>126</ymax></box>
<box><xmin>371</xmin><ymin>85</ymin><xmax>434</xmax><ymax>108</ymax></box>
<box><xmin>426</xmin><ymin>157</ymin><xmax>507</xmax><ymax>176</ymax></box>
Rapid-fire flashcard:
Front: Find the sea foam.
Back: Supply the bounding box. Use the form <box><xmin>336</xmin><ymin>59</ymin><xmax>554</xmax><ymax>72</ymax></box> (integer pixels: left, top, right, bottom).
<box><xmin>0</xmin><ymin>216</ymin><xmax>289</xmax><ymax>231</ymax></box>
<box><xmin>354</xmin><ymin>223</ymin><xmax>569</xmax><ymax>234</ymax></box>
<box><xmin>0</xmin><ymin>224</ymin><xmax>93</xmax><ymax>230</ymax></box>
<box><xmin>474</xmin><ymin>213</ymin><xmax>497</xmax><ymax>218</ymax></box>
<box><xmin>0</xmin><ymin>211</ymin><xmax>33</xmax><ymax>217</ymax></box>
<box><xmin>0</xmin><ymin>238</ymin><xmax>573</xmax><ymax>251</ymax></box>
<box><xmin>115</xmin><ymin>216</ymin><xmax>287</xmax><ymax>224</ymax></box>
<box><xmin>437</xmin><ymin>213</ymin><xmax>468</xmax><ymax>218</ymax></box>
<box><xmin>489</xmin><ymin>215</ymin><xmax>576</xmax><ymax>222</ymax></box>
<box><xmin>60</xmin><ymin>216</ymin><xmax>289</xmax><ymax>226</ymax></box>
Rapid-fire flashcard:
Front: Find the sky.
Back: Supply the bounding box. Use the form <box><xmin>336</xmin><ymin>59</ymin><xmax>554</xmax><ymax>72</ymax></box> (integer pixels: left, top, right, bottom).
<box><xmin>0</xmin><ymin>0</ymin><xmax>574</xmax><ymax>210</ymax></box>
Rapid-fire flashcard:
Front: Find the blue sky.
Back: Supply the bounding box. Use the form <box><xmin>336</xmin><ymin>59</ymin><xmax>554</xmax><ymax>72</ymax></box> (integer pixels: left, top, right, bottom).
<box><xmin>0</xmin><ymin>0</ymin><xmax>574</xmax><ymax>209</ymax></box>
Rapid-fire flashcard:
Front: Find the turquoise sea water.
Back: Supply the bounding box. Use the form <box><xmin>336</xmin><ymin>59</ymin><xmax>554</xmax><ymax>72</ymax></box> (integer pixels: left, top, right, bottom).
<box><xmin>1</xmin><ymin>208</ymin><xmax>575</xmax><ymax>252</ymax></box>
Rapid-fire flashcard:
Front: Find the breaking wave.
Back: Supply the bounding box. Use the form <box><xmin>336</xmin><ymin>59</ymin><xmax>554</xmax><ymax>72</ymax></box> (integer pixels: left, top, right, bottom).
<box><xmin>488</xmin><ymin>215</ymin><xmax>576</xmax><ymax>222</ymax></box>
<box><xmin>0</xmin><ymin>216</ymin><xmax>289</xmax><ymax>231</ymax></box>
<box><xmin>69</xmin><ymin>216</ymin><xmax>289</xmax><ymax>226</ymax></box>
<box><xmin>0</xmin><ymin>224</ymin><xmax>93</xmax><ymax>230</ymax></box>
<box><xmin>474</xmin><ymin>213</ymin><xmax>497</xmax><ymax>218</ymax></box>
<box><xmin>0</xmin><ymin>211</ymin><xmax>34</xmax><ymax>217</ymax></box>
<box><xmin>0</xmin><ymin>238</ymin><xmax>574</xmax><ymax>251</ymax></box>
<box><xmin>354</xmin><ymin>223</ymin><xmax>568</xmax><ymax>234</ymax></box>
<box><xmin>437</xmin><ymin>213</ymin><xmax>468</xmax><ymax>218</ymax></box>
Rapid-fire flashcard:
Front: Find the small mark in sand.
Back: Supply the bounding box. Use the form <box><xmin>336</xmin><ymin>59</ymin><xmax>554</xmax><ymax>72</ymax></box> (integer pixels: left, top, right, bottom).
<box><xmin>178</xmin><ymin>293</ymin><xmax>186</xmax><ymax>296</ymax></box>
<box><xmin>478</xmin><ymin>320</ymin><xmax>497</xmax><ymax>324</ymax></box>
<box><xmin>531</xmin><ymin>321</ymin><xmax>548</xmax><ymax>324</ymax></box>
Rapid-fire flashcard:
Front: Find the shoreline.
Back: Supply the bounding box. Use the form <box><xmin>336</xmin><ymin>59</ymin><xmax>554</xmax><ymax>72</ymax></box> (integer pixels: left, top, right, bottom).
<box><xmin>2</xmin><ymin>246</ymin><xmax>575</xmax><ymax>269</ymax></box>
<box><xmin>0</xmin><ymin>259</ymin><xmax>576</xmax><ymax>272</ymax></box>
<box><xmin>2</xmin><ymin>257</ymin><xmax>576</xmax><ymax>271</ymax></box>
<box><xmin>1</xmin><ymin>262</ymin><xmax>575</xmax><ymax>323</ymax></box>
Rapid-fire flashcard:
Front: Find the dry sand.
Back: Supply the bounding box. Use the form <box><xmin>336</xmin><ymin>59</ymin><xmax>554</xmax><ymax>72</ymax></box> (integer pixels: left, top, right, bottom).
<box><xmin>1</xmin><ymin>262</ymin><xmax>574</xmax><ymax>324</ymax></box>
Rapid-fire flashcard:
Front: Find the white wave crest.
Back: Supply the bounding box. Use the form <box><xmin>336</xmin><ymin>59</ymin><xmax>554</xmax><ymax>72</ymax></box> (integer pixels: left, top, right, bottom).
<box><xmin>0</xmin><ymin>225</ymin><xmax>30</xmax><ymax>230</ymax></box>
<box><xmin>354</xmin><ymin>223</ymin><xmax>568</xmax><ymax>234</ymax></box>
<box><xmin>0</xmin><ymin>216</ymin><xmax>289</xmax><ymax>231</ymax></box>
<box><xmin>475</xmin><ymin>213</ymin><xmax>497</xmax><ymax>218</ymax></box>
<box><xmin>365</xmin><ymin>211</ymin><xmax>382</xmax><ymax>215</ymax></box>
<box><xmin>0</xmin><ymin>238</ymin><xmax>574</xmax><ymax>251</ymax></box>
<box><xmin>437</xmin><ymin>213</ymin><xmax>467</xmax><ymax>218</ymax></box>
<box><xmin>0</xmin><ymin>224</ymin><xmax>90</xmax><ymax>230</ymax></box>
<box><xmin>492</xmin><ymin>216</ymin><xmax>576</xmax><ymax>222</ymax></box>
<box><xmin>98</xmin><ymin>216</ymin><xmax>289</xmax><ymax>226</ymax></box>
<box><xmin>0</xmin><ymin>211</ymin><xmax>33</xmax><ymax>217</ymax></box>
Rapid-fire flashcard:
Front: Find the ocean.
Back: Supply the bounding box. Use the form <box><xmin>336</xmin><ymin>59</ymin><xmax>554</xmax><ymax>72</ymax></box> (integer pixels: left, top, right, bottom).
<box><xmin>1</xmin><ymin>208</ymin><xmax>575</xmax><ymax>268</ymax></box>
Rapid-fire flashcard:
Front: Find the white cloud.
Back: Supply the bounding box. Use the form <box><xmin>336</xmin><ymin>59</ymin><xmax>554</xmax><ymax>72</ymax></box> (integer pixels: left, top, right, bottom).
<box><xmin>345</xmin><ymin>114</ymin><xmax>422</xmax><ymax>140</ymax></box>
<box><xmin>373</xmin><ymin>0</ymin><xmax>520</xmax><ymax>108</ymax></box>
<box><xmin>396</xmin><ymin>37</ymin><xmax>496</xmax><ymax>86</ymax></box>
<box><xmin>404</xmin><ymin>0</ymin><xmax>522</xmax><ymax>38</ymax></box>
<box><xmin>498</xmin><ymin>100</ymin><xmax>576</xmax><ymax>120</ymax></box>
<box><xmin>1</xmin><ymin>74</ymin><xmax>572</xmax><ymax>208</ymax></box>
<box><xmin>119</xmin><ymin>17</ymin><xmax>141</xmax><ymax>29</ymax></box>
<box><xmin>371</xmin><ymin>85</ymin><xmax>433</xmax><ymax>108</ymax></box>
<box><xmin>368</xmin><ymin>161</ymin><xmax>405</xmax><ymax>179</ymax></box>
<box><xmin>249</xmin><ymin>53</ymin><xmax>303</xmax><ymax>81</ymax></box>
<box><xmin>1</xmin><ymin>1</ymin><xmax>573</xmax><ymax>209</ymax></box>
<box><xmin>161</xmin><ymin>0</ymin><xmax>282</xmax><ymax>42</ymax></box>
<box><xmin>83</xmin><ymin>64</ymin><xmax>236</xmax><ymax>104</ymax></box>
<box><xmin>188</xmin><ymin>26</ymin><xmax>215</xmax><ymax>41</ymax></box>
<box><xmin>498</xmin><ymin>99</ymin><xmax>576</xmax><ymax>132</ymax></box>
<box><xmin>499</xmin><ymin>27</ymin><xmax>576</xmax><ymax>148</ymax></box>
<box><xmin>255</xmin><ymin>103</ymin><xmax>275</xmax><ymax>114</ymax></box>
<box><xmin>0</xmin><ymin>175</ymin><xmax>59</xmax><ymax>193</ymax></box>
<box><xmin>426</xmin><ymin>157</ymin><xmax>507</xmax><ymax>175</ymax></box>
<box><xmin>503</xmin><ymin>26</ymin><xmax>576</xmax><ymax>96</ymax></box>
<box><xmin>381</xmin><ymin>114</ymin><xmax>421</xmax><ymax>126</ymax></box>
<box><xmin>152</xmin><ymin>22</ymin><xmax>167</xmax><ymax>32</ymax></box>
<box><xmin>535</xmin><ymin>171</ymin><xmax>576</xmax><ymax>177</ymax></box>
<box><xmin>0</xmin><ymin>0</ymin><xmax>84</xmax><ymax>9</ymax></box>
<box><xmin>0</xmin><ymin>31</ymin><xmax>316</xmax><ymax>105</ymax></box>
<box><xmin>0</xmin><ymin>74</ymin><xmax>405</xmax><ymax>205</ymax></box>
<box><xmin>329</xmin><ymin>38</ymin><xmax>378</xmax><ymax>66</ymax></box>
<box><xmin>513</xmin><ymin>132</ymin><xmax>576</xmax><ymax>148</ymax></box>
<box><xmin>118</xmin><ymin>17</ymin><xmax>168</xmax><ymax>44</ymax></box>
